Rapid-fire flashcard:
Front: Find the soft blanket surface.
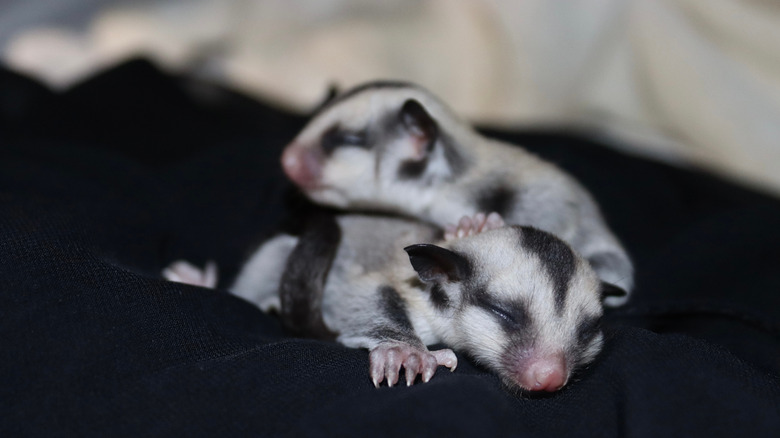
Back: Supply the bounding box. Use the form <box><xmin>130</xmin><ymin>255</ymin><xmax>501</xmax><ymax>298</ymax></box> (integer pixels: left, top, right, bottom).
<box><xmin>1</xmin><ymin>60</ymin><xmax>778</xmax><ymax>437</ymax></box>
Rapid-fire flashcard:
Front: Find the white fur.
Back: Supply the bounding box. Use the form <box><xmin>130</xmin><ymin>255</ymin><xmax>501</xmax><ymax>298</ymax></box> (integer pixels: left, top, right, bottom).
<box><xmin>179</xmin><ymin>213</ymin><xmax>606</xmax><ymax>390</ymax></box>
<box><xmin>285</xmin><ymin>83</ymin><xmax>634</xmax><ymax>299</ymax></box>
<box><xmin>230</xmin><ymin>234</ymin><xmax>298</xmax><ymax>312</ymax></box>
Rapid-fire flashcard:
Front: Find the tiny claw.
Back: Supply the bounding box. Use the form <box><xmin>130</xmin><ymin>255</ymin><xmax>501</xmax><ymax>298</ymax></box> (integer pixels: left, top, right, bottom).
<box><xmin>369</xmin><ymin>343</ymin><xmax>446</xmax><ymax>387</ymax></box>
<box><xmin>420</xmin><ymin>354</ymin><xmax>438</xmax><ymax>383</ymax></box>
<box><xmin>369</xmin><ymin>349</ymin><xmax>387</xmax><ymax>387</ymax></box>
<box><xmin>422</xmin><ymin>366</ymin><xmax>435</xmax><ymax>383</ymax></box>
<box><xmin>384</xmin><ymin>348</ymin><xmax>402</xmax><ymax>387</ymax></box>
<box><xmin>431</xmin><ymin>348</ymin><xmax>458</xmax><ymax>372</ymax></box>
<box><xmin>404</xmin><ymin>355</ymin><xmax>422</xmax><ymax>387</ymax></box>
<box><xmin>386</xmin><ymin>366</ymin><xmax>401</xmax><ymax>387</ymax></box>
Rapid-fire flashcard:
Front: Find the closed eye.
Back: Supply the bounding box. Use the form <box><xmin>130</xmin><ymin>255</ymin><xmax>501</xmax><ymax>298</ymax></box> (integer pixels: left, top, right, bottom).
<box><xmin>474</xmin><ymin>293</ymin><xmax>528</xmax><ymax>329</ymax></box>
<box><xmin>340</xmin><ymin>132</ymin><xmax>366</xmax><ymax>145</ymax></box>
<box><xmin>487</xmin><ymin>304</ymin><xmax>517</xmax><ymax>325</ymax></box>
<box><xmin>321</xmin><ymin>126</ymin><xmax>368</xmax><ymax>153</ymax></box>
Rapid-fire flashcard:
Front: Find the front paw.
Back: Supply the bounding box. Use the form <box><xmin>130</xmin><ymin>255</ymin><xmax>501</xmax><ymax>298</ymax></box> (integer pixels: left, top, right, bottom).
<box><xmin>444</xmin><ymin>212</ymin><xmax>505</xmax><ymax>241</ymax></box>
<box><xmin>369</xmin><ymin>343</ymin><xmax>457</xmax><ymax>387</ymax></box>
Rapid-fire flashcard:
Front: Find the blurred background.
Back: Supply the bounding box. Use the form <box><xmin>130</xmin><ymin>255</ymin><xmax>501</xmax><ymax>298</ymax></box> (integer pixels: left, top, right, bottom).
<box><xmin>2</xmin><ymin>0</ymin><xmax>779</xmax><ymax>195</ymax></box>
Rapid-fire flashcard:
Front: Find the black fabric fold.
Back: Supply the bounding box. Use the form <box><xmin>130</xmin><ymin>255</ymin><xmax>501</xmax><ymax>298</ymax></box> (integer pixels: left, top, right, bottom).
<box><xmin>1</xmin><ymin>60</ymin><xmax>778</xmax><ymax>437</ymax></box>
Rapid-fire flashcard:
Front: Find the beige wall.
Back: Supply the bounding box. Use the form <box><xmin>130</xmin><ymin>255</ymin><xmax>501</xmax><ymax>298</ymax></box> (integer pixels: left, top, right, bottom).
<box><xmin>4</xmin><ymin>0</ymin><xmax>780</xmax><ymax>194</ymax></box>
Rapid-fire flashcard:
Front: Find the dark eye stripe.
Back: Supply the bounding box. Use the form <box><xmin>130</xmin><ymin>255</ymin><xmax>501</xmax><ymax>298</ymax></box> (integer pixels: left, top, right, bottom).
<box><xmin>474</xmin><ymin>292</ymin><xmax>529</xmax><ymax>331</ymax></box>
<box><xmin>576</xmin><ymin>315</ymin><xmax>602</xmax><ymax>345</ymax></box>
<box><xmin>487</xmin><ymin>303</ymin><xmax>517</xmax><ymax>325</ymax></box>
<box><xmin>340</xmin><ymin>132</ymin><xmax>365</xmax><ymax>145</ymax></box>
<box><xmin>429</xmin><ymin>283</ymin><xmax>450</xmax><ymax>311</ymax></box>
<box><xmin>321</xmin><ymin>126</ymin><xmax>369</xmax><ymax>154</ymax></box>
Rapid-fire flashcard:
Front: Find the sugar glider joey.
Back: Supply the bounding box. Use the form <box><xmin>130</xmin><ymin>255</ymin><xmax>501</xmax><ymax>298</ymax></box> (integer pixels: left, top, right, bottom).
<box><xmin>281</xmin><ymin>81</ymin><xmax>633</xmax><ymax>305</ymax></box>
<box><xmin>164</xmin><ymin>212</ymin><xmax>622</xmax><ymax>392</ymax></box>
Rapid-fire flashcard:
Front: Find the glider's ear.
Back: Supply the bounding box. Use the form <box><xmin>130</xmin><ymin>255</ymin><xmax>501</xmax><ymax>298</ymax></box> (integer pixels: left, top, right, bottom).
<box><xmin>404</xmin><ymin>244</ymin><xmax>470</xmax><ymax>283</ymax></box>
<box><xmin>310</xmin><ymin>83</ymin><xmax>340</xmax><ymax>115</ymax></box>
<box><xmin>600</xmin><ymin>282</ymin><xmax>628</xmax><ymax>302</ymax></box>
<box><xmin>399</xmin><ymin>99</ymin><xmax>438</xmax><ymax>160</ymax></box>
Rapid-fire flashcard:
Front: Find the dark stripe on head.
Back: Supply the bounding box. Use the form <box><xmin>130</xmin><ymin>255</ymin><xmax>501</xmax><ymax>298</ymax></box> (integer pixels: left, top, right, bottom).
<box><xmin>518</xmin><ymin>227</ymin><xmax>576</xmax><ymax>315</ymax></box>
<box><xmin>475</xmin><ymin>184</ymin><xmax>516</xmax><ymax>218</ymax></box>
<box><xmin>405</xmin><ymin>276</ymin><xmax>449</xmax><ymax>311</ymax></box>
<box><xmin>429</xmin><ymin>283</ymin><xmax>450</xmax><ymax>311</ymax></box>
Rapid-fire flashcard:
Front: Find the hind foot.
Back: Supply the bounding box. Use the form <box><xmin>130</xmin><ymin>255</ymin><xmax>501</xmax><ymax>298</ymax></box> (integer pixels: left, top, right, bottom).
<box><xmin>444</xmin><ymin>212</ymin><xmax>505</xmax><ymax>241</ymax></box>
<box><xmin>162</xmin><ymin>260</ymin><xmax>218</xmax><ymax>288</ymax></box>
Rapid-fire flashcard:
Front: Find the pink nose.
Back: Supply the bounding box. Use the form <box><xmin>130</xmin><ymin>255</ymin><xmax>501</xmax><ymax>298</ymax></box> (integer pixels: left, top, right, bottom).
<box><xmin>281</xmin><ymin>144</ymin><xmax>322</xmax><ymax>189</ymax></box>
<box><xmin>523</xmin><ymin>356</ymin><xmax>567</xmax><ymax>392</ymax></box>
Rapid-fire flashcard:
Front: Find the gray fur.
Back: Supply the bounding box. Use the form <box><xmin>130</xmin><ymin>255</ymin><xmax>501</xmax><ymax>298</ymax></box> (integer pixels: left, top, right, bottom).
<box><xmin>281</xmin><ymin>82</ymin><xmax>633</xmax><ymax>305</ymax></box>
<box><xmin>231</xmin><ymin>214</ymin><xmax>606</xmax><ymax>392</ymax></box>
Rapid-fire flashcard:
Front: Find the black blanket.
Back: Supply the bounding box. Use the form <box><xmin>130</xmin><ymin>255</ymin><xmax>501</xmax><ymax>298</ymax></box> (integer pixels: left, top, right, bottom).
<box><xmin>1</xmin><ymin>60</ymin><xmax>778</xmax><ymax>437</ymax></box>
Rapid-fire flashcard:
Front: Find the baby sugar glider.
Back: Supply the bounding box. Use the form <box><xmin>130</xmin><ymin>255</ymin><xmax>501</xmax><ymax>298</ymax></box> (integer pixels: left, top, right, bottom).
<box><xmin>281</xmin><ymin>81</ymin><xmax>633</xmax><ymax>305</ymax></box>
<box><xmin>164</xmin><ymin>212</ymin><xmax>617</xmax><ymax>392</ymax></box>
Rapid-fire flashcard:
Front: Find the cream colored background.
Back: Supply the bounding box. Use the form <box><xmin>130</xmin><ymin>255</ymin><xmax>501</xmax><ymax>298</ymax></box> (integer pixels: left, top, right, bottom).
<box><xmin>3</xmin><ymin>0</ymin><xmax>779</xmax><ymax>195</ymax></box>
